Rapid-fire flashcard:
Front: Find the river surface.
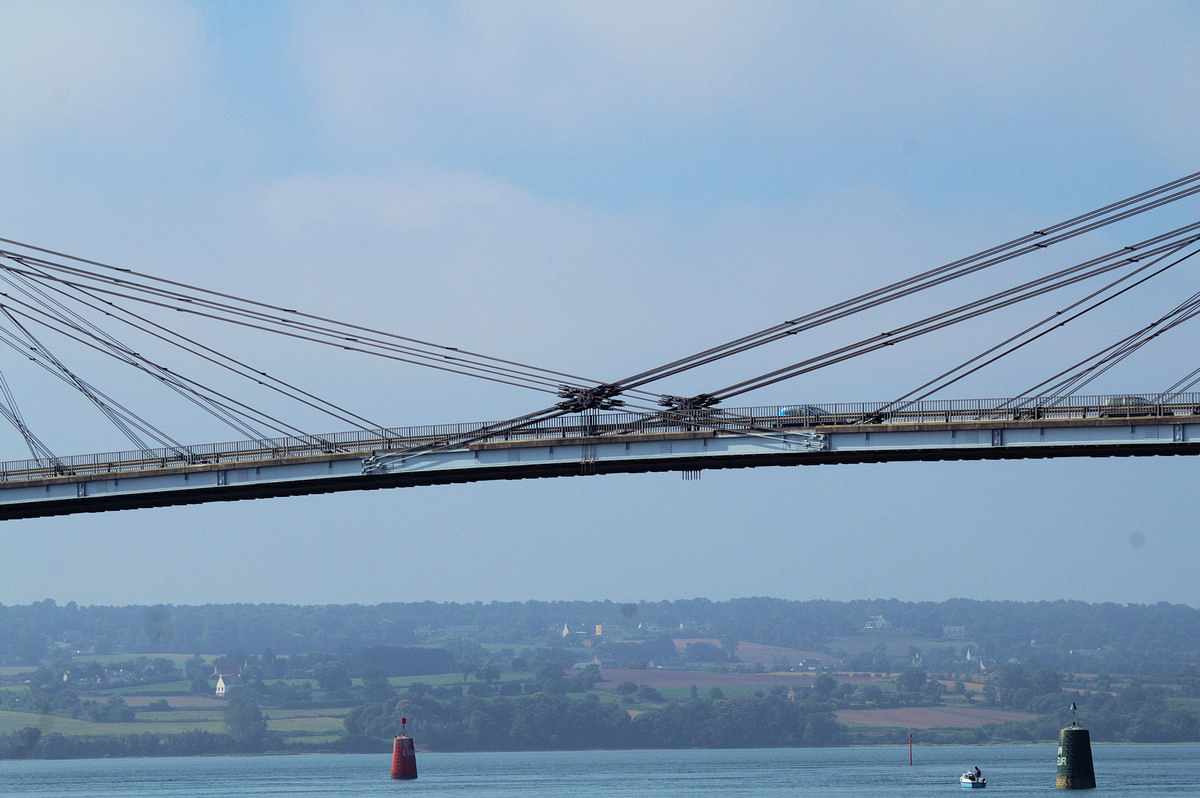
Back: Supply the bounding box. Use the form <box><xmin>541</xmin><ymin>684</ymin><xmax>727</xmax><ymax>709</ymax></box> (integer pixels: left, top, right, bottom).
<box><xmin>1</xmin><ymin>743</ymin><xmax>1193</xmax><ymax>796</ymax></box>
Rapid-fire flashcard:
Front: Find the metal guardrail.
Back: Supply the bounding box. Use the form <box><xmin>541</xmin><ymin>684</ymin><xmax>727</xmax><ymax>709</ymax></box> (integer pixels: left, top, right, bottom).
<box><xmin>0</xmin><ymin>393</ymin><xmax>1194</xmax><ymax>484</ymax></box>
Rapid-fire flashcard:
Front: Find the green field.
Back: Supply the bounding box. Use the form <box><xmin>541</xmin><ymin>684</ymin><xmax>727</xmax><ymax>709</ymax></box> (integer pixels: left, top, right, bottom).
<box><xmin>0</xmin><ymin>710</ymin><xmax>112</xmax><ymax>736</ymax></box>
<box><xmin>104</xmin><ymin>680</ymin><xmax>194</xmax><ymax>696</ymax></box>
<box><xmin>0</xmin><ymin>662</ymin><xmax>550</xmax><ymax>750</ymax></box>
<box><xmin>2</xmin><ymin>658</ymin><xmax>913</xmax><ymax>748</ymax></box>
<box><xmin>0</xmin><ymin>702</ymin><xmax>352</xmax><ymax>746</ymax></box>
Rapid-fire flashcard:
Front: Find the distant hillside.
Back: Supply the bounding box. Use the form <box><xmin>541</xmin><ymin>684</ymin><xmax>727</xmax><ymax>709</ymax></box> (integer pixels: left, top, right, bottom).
<box><xmin>2</xmin><ymin>597</ymin><xmax>1197</xmax><ymax>673</ymax></box>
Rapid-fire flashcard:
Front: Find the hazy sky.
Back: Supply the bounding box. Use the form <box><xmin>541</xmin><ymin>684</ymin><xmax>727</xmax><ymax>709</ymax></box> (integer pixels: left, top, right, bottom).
<box><xmin>1</xmin><ymin>1</ymin><xmax>1198</xmax><ymax>608</ymax></box>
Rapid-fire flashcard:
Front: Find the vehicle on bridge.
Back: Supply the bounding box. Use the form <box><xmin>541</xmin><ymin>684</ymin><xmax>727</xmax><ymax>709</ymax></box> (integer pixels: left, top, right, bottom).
<box><xmin>1098</xmin><ymin>396</ymin><xmax>1172</xmax><ymax>418</ymax></box>
<box><xmin>776</xmin><ymin>405</ymin><xmax>830</xmax><ymax>426</ymax></box>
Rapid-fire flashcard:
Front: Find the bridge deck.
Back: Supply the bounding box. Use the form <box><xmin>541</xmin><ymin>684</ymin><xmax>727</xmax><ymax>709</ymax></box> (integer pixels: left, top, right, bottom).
<box><xmin>1</xmin><ymin>396</ymin><xmax>1194</xmax><ymax>484</ymax></box>
<box><xmin>0</xmin><ymin>399</ymin><xmax>1195</xmax><ymax>520</ymax></box>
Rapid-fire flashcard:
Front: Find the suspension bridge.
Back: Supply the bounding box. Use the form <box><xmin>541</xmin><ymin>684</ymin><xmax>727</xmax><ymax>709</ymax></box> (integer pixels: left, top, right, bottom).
<box><xmin>2</xmin><ymin>172</ymin><xmax>1200</xmax><ymax>520</ymax></box>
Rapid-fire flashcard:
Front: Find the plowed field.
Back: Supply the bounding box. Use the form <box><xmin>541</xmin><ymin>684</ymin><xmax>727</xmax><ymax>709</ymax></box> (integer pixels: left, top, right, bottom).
<box><xmin>835</xmin><ymin>706</ymin><xmax>1039</xmax><ymax>729</ymax></box>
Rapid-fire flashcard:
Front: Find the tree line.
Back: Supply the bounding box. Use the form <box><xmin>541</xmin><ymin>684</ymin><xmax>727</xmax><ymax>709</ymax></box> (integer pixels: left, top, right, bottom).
<box><xmin>349</xmin><ymin>692</ymin><xmax>844</xmax><ymax>752</ymax></box>
<box><xmin>4</xmin><ymin>597</ymin><xmax>1200</xmax><ymax>672</ymax></box>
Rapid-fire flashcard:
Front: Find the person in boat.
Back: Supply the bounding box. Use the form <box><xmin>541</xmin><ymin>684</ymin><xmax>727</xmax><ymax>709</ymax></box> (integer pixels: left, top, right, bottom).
<box><xmin>974</xmin><ymin>766</ymin><xmax>983</xmax><ymax>781</ymax></box>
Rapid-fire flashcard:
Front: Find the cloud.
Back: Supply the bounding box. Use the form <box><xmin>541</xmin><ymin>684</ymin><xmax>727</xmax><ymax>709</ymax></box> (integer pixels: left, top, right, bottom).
<box><xmin>291</xmin><ymin>2</ymin><xmax>779</xmax><ymax>145</ymax></box>
<box><xmin>285</xmin><ymin>0</ymin><xmax>1199</xmax><ymax>171</ymax></box>
<box><xmin>0</xmin><ymin>0</ymin><xmax>209</xmax><ymax>146</ymax></box>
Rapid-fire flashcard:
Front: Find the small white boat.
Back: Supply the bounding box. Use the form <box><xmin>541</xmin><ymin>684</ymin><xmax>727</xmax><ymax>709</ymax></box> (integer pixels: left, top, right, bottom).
<box><xmin>960</xmin><ymin>772</ymin><xmax>987</xmax><ymax>788</ymax></box>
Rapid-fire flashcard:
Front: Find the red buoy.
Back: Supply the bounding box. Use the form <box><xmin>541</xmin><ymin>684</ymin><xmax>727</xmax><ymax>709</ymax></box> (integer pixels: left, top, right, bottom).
<box><xmin>391</xmin><ymin>718</ymin><xmax>418</xmax><ymax>780</ymax></box>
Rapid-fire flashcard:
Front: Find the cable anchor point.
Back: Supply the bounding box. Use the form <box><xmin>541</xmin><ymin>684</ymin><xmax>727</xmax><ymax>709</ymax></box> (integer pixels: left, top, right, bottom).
<box><xmin>658</xmin><ymin>394</ymin><xmax>720</xmax><ymax>413</ymax></box>
<box><xmin>555</xmin><ymin>384</ymin><xmax>625</xmax><ymax>412</ymax></box>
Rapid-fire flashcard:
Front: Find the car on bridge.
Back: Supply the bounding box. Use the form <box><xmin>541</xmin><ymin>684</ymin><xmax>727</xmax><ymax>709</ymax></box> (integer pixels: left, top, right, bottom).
<box><xmin>776</xmin><ymin>405</ymin><xmax>831</xmax><ymax>426</ymax></box>
<box><xmin>1098</xmin><ymin>396</ymin><xmax>1172</xmax><ymax>418</ymax></box>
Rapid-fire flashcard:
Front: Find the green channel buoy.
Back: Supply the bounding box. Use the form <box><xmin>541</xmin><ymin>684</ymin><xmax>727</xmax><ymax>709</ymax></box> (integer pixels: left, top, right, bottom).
<box><xmin>1056</xmin><ymin>724</ymin><xmax>1095</xmax><ymax>789</ymax></box>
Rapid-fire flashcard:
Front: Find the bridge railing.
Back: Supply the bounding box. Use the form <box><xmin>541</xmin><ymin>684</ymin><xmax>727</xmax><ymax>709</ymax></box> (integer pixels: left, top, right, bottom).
<box><xmin>0</xmin><ymin>393</ymin><xmax>1194</xmax><ymax>483</ymax></box>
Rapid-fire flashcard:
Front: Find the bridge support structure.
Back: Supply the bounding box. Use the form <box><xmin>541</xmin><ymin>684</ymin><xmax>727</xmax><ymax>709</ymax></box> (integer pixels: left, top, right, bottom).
<box><xmin>0</xmin><ymin>416</ymin><xmax>1195</xmax><ymax>520</ymax></box>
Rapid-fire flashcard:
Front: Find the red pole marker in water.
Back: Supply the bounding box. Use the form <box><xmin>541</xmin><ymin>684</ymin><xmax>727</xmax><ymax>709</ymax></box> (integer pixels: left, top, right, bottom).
<box><xmin>391</xmin><ymin>717</ymin><xmax>418</xmax><ymax>780</ymax></box>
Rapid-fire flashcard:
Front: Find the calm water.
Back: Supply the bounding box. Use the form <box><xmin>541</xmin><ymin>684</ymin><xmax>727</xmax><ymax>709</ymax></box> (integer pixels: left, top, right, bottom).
<box><xmin>1</xmin><ymin>744</ymin><xmax>1194</xmax><ymax>797</ymax></box>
